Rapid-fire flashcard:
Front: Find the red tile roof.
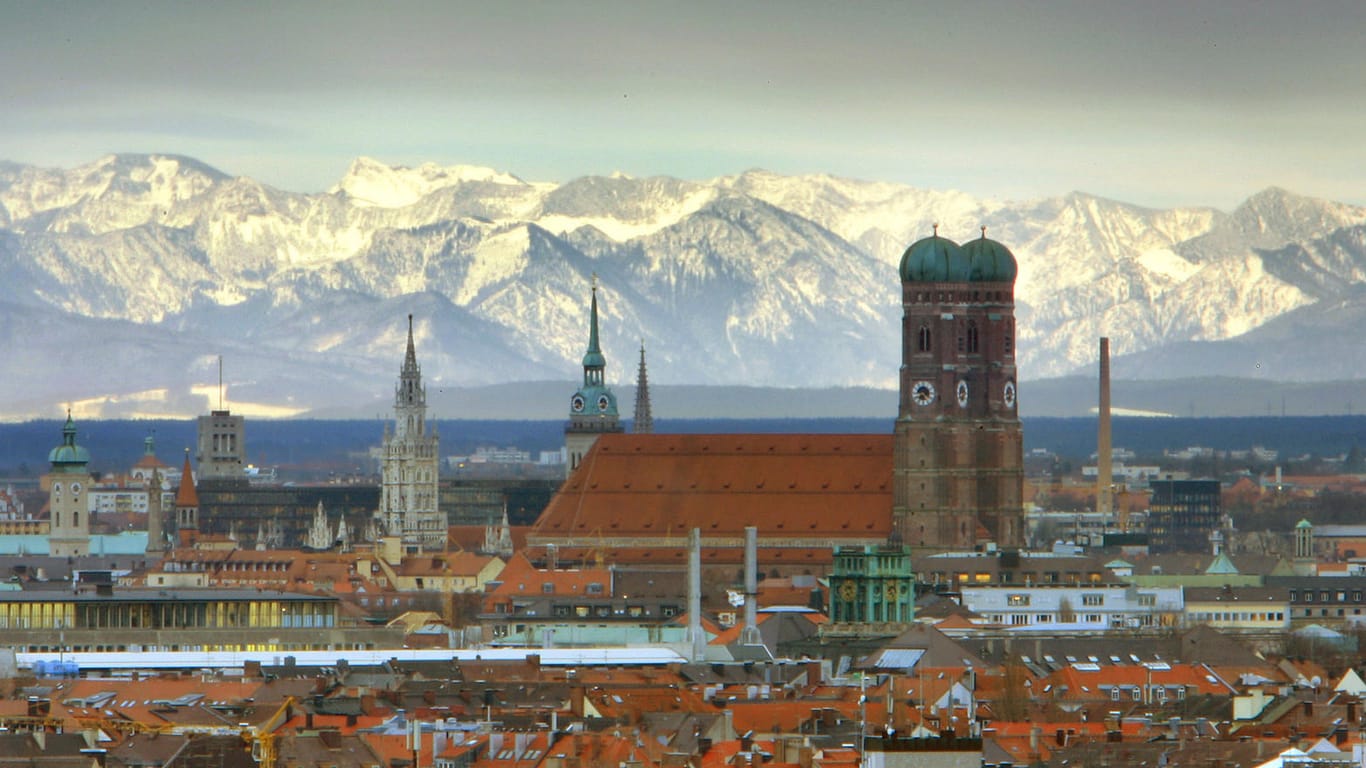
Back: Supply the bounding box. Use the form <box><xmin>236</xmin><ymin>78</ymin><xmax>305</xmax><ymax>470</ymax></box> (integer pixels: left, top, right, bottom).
<box><xmin>174</xmin><ymin>453</ymin><xmax>198</xmax><ymax>508</ymax></box>
<box><xmin>530</xmin><ymin>434</ymin><xmax>893</xmax><ymax>548</ymax></box>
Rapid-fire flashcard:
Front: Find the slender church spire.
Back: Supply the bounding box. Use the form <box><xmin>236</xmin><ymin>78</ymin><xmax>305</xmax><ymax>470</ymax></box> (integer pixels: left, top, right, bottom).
<box><xmin>565</xmin><ymin>277</ymin><xmax>622</xmax><ymax>473</ymax></box>
<box><xmin>582</xmin><ymin>277</ymin><xmax>606</xmax><ymax>387</ymax></box>
<box><xmin>633</xmin><ymin>340</ymin><xmax>654</xmax><ymax>434</ymax></box>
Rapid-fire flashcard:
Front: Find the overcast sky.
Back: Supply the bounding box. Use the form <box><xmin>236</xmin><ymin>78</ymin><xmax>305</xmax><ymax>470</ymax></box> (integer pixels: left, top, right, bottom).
<box><xmin>3</xmin><ymin>1</ymin><xmax>1363</xmax><ymax>208</ymax></box>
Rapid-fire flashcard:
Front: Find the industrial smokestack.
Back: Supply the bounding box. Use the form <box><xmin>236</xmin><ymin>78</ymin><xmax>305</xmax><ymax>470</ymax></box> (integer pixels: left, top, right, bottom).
<box><xmin>689</xmin><ymin>528</ymin><xmax>704</xmax><ymax>662</ymax></box>
<box><xmin>1098</xmin><ymin>337</ymin><xmax>1114</xmax><ymax>524</ymax></box>
<box><xmin>741</xmin><ymin>526</ymin><xmax>761</xmax><ymax>646</ymax></box>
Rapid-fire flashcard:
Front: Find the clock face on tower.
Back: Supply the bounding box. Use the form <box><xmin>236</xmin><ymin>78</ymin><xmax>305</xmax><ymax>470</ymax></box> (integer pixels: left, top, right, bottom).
<box><xmin>956</xmin><ymin>380</ymin><xmax>969</xmax><ymax>408</ymax></box>
<box><xmin>1003</xmin><ymin>380</ymin><xmax>1017</xmax><ymax>409</ymax></box>
<box><xmin>911</xmin><ymin>381</ymin><xmax>936</xmax><ymax>407</ymax></box>
<box><xmin>838</xmin><ymin>580</ymin><xmax>857</xmax><ymax>601</ymax></box>
<box><xmin>571</xmin><ymin>394</ymin><xmax>586</xmax><ymax>413</ymax></box>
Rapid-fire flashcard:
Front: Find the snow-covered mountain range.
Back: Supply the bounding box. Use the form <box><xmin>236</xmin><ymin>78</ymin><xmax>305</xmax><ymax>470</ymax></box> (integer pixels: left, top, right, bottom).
<box><xmin>3</xmin><ymin>153</ymin><xmax>1366</xmax><ymax>420</ymax></box>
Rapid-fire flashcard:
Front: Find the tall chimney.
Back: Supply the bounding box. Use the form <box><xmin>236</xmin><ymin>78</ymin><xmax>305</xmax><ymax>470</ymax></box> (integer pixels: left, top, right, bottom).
<box><xmin>741</xmin><ymin>526</ymin><xmax>761</xmax><ymax>646</ymax></box>
<box><xmin>1098</xmin><ymin>338</ymin><xmax>1115</xmax><ymax>525</ymax></box>
<box><xmin>689</xmin><ymin>528</ymin><xmax>704</xmax><ymax>662</ymax></box>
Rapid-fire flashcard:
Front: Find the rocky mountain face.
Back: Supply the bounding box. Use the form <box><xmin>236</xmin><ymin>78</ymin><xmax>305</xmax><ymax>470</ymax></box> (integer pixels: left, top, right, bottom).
<box><xmin>2</xmin><ymin>154</ymin><xmax>1365</xmax><ymax>419</ymax></box>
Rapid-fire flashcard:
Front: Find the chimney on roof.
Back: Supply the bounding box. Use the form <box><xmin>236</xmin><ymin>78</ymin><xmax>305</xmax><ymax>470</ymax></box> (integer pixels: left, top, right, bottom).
<box><xmin>741</xmin><ymin>526</ymin><xmax>761</xmax><ymax>647</ymax></box>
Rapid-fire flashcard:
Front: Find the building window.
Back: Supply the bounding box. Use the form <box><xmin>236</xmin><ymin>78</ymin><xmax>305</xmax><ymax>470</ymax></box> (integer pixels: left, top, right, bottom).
<box><xmin>1138</xmin><ymin>594</ymin><xmax>1156</xmax><ymax>607</ymax></box>
<box><xmin>542</xmin><ymin>582</ymin><xmax>554</xmax><ymax>594</ymax></box>
<box><xmin>918</xmin><ymin>326</ymin><xmax>932</xmax><ymax>352</ymax></box>
<box><xmin>1082</xmin><ymin>594</ymin><xmax>1104</xmax><ymax>607</ymax></box>
<box><xmin>966</xmin><ymin>321</ymin><xmax>979</xmax><ymax>354</ymax></box>
<box><xmin>587</xmin><ymin>582</ymin><xmax>604</xmax><ymax>595</ymax></box>
<box><xmin>1111</xmin><ymin>687</ymin><xmax>1121</xmax><ymax>701</ymax></box>
<box><xmin>1007</xmin><ymin>594</ymin><xmax>1030</xmax><ymax>606</ymax></box>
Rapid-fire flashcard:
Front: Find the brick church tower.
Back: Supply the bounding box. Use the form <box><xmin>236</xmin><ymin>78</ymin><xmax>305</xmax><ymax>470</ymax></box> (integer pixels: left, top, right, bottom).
<box><xmin>892</xmin><ymin>226</ymin><xmax>1023</xmax><ymax>549</ymax></box>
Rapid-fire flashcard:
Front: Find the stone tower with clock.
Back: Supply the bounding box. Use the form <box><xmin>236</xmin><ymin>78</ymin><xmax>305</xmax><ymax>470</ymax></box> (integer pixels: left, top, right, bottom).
<box><xmin>893</xmin><ymin>227</ymin><xmax>1024</xmax><ymax>549</ymax></box>
<box><xmin>565</xmin><ymin>282</ymin><xmax>623</xmax><ymax>475</ymax></box>
<box><xmin>47</xmin><ymin>413</ymin><xmax>92</xmax><ymax>557</ymax></box>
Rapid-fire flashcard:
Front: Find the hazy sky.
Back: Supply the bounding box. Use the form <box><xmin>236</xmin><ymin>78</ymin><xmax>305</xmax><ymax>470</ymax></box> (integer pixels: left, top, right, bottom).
<box><xmin>3</xmin><ymin>1</ymin><xmax>1364</xmax><ymax>208</ymax></box>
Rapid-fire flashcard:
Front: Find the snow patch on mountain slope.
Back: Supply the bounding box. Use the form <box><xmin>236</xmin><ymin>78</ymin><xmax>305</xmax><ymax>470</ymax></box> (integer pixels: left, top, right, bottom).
<box><xmin>331</xmin><ymin>157</ymin><xmax>524</xmax><ymax>208</ymax></box>
<box><xmin>535</xmin><ymin>187</ymin><xmax>718</xmax><ymax>241</ymax></box>
<box><xmin>1136</xmin><ymin>248</ymin><xmax>1200</xmax><ymax>282</ymax></box>
<box><xmin>456</xmin><ymin>226</ymin><xmax>533</xmax><ymax>303</ymax></box>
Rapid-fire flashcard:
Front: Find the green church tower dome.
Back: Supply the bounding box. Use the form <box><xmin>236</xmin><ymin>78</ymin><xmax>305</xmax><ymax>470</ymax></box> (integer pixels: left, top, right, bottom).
<box><xmin>900</xmin><ymin>227</ymin><xmax>968</xmax><ymax>283</ymax></box>
<box><xmin>48</xmin><ymin>413</ymin><xmax>91</xmax><ymax>467</ymax></box>
<box><xmin>962</xmin><ymin>227</ymin><xmax>1018</xmax><ymax>283</ymax></box>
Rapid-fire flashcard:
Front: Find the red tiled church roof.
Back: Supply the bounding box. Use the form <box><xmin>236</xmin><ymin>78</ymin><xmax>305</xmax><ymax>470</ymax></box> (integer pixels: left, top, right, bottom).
<box><xmin>530</xmin><ymin>433</ymin><xmax>893</xmax><ymax>545</ymax></box>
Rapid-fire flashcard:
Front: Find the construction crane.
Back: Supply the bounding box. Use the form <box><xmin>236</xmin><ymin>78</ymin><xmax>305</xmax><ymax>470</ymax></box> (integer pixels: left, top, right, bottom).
<box><xmin>70</xmin><ymin>696</ymin><xmax>295</xmax><ymax>767</ymax></box>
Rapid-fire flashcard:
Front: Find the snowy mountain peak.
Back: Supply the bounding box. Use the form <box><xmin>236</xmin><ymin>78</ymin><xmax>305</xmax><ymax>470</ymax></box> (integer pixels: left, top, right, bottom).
<box><xmin>4</xmin><ymin>153</ymin><xmax>1366</xmax><ymax>420</ymax></box>
<box><xmin>330</xmin><ymin>156</ymin><xmax>526</xmax><ymax>208</ymax></box>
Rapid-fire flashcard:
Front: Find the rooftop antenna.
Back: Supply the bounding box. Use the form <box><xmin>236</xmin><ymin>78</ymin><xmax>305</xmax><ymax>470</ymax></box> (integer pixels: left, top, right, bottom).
<box><xmin>218</xmin><ymin>355</ymin><xmax>224</xmax><ymax>411</ymax></box>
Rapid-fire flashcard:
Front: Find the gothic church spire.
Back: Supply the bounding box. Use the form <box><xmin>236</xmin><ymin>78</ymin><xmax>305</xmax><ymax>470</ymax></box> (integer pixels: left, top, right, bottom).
<box><xmin>633</xmin><ymin>340</ymin><xmax>654</xmax><ymax>434</ymax></box>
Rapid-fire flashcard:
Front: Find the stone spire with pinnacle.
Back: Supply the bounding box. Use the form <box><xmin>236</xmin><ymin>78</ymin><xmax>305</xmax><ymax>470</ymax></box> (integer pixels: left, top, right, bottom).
<box><xmin>380</xmin><ymin>314</ymin><xmax>443</xmax><ymax>552</ymax></box>
<box><xmin>633</xmin><ymin>340</ymin><xmax>654</xmax><ymax>434</ymax></box>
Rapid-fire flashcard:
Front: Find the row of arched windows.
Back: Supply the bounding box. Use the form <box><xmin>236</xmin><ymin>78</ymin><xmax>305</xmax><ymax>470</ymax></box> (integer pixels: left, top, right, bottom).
<box><xmin>915</xmin><ymin>319</ymin><xmax>1013</xmax><ymax>357</ymax></box>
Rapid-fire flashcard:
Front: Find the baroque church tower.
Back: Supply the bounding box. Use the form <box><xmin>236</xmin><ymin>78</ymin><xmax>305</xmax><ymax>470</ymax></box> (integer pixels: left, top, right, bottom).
<box><xmin>893</xmin><ymin>227</ymin><xmax>1024</xmax><ymax>549</ymax></box>
<box><xmin>47</xmin><ymin>413</ymin><xmax>92</xmax><ymax>557</ymax></box>
<box><xmin>565</xmin><ymin>281</ymin><xmax>623</xmax><ymax>474</ymax></box>
<box><xmin>380</xmin><ymin>315</ymin><xmax>443</xmax><ymax>552</ymax></box>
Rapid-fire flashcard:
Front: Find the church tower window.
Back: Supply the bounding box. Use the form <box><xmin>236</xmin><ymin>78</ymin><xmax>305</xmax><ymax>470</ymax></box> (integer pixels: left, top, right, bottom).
<box><xmin>966</xmin><ymin>320</ymin><xmax>980</xmax><ymax>354</ymax></box>
<box><xmin>917</xmin><ymin>326</ymin><xmax>932</xmax><ymax>352</ymax></box>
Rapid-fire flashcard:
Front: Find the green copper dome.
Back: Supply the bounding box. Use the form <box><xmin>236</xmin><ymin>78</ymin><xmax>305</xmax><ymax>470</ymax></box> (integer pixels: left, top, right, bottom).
<box><xmin>962</xmin><ymin>230</ymin><xmax>1018</xmax><ymax>283</ymax></box>
<box><xmin>900</xmin><ymin>233</ymin><xmax>968</xmax><ymax>283</ymax></box>
<box><xmin>48</xmin><ymin>414</ymin><xmax>91</xmax><ymax>467</ymax></box>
